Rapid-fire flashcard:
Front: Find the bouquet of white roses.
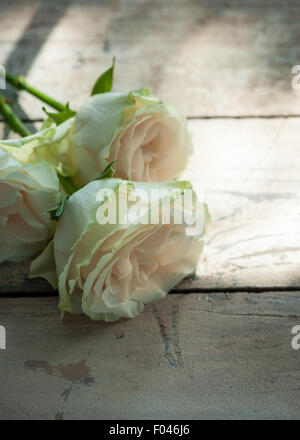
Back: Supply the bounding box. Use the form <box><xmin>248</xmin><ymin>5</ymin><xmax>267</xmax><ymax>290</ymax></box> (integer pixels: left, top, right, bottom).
<box><xmin>0</xmin><ymin>60</ymin><xmax>210</xmax><ymax>322</ymax></box>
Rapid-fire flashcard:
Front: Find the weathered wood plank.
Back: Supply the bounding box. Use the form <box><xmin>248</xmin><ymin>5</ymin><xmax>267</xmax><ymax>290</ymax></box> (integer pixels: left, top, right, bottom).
<box><xmin>1</xmin><ymin>118</ymin><xmax>299</xmax><ymax>293</ymax></box>
<box><xmin>181</xmin><ymin>117</ymin><xmax>300</xmax><ymax>290</ymax></box>
<box><xmin>1</xmin><ymin>0</ymin><xmax>300</xmax><ymax>118</ymax></box>
<box><xmin>0</xmin><ymin>292</ymin><xmax>299</xmax><ymax>419</ymax></box>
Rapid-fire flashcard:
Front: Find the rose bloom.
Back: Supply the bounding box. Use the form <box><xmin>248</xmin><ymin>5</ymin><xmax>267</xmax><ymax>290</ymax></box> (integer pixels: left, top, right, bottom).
<box><xmin>69</xmin><ymin>89</ymin><xmax>193</xmax><ymax>185</ymax></box>
<box><xmin>0</xmin><ymin>90</ymin><xmax>192</xmax><ymax>187</ymax></box>
<box><xmin>0</xmin><ymin>149</ymin><xmax>60</xmax><ymax>263</ymax></box>
<box><xmin>31</xmin><ymin>179</ymin><xmax>209</xmax><ymax>322</ymax></box>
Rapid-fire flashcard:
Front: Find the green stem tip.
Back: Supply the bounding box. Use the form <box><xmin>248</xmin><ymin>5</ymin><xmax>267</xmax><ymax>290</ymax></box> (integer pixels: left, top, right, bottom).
<box><xmin>0</xmin><ymin>95</ymin><xmax>31</xmax><ymax>137</ymax></box>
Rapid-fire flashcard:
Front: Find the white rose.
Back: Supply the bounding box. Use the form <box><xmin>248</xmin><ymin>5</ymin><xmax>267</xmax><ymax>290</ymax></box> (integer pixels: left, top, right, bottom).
<box><xmin>31</xmin><ymin>178</ymin><xmax>209</xmax><ymax>322</ymax></box>
<box><xmin>0</xmin><ymin>149</ymin><xmax>60</xmax><ymax>263</ymax></box>
<box><xmin>69</xmin><ymin>89</ymin><xmax>193</xmax><ymax>185</ymax></box>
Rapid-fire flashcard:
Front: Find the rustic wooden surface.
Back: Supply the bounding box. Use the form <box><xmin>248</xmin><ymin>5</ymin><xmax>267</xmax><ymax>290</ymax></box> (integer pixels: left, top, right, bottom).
<box><xmin>0</xmin><ymin>0</ymin><xmax>300</xmax><ymax>420</ymax></box>
<box><xmin>0</xmin><ymin>293</ymin><xmax>300</xmax><ymax>420</ymax></box>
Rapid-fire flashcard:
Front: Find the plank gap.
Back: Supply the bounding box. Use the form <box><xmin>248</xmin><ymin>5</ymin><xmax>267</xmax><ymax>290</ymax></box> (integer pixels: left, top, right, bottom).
<box><xmin>1</xmin><ymin>285</ymin><xmax>300</xmax><ymax>298</ymax></box>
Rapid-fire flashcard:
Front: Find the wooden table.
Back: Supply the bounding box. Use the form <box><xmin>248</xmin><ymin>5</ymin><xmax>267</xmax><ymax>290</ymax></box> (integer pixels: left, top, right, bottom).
<box><xmin>0</xmin><ymin>0</ymin><xmax>300</xmax><ymax>420</ymax></box>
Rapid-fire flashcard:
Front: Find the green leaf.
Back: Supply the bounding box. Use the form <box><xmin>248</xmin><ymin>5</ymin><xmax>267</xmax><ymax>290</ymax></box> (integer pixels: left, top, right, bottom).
<box><xmin>91</xmin><ymin>57</ymin><xmax>115</xmax><ymax>96</ymax></box>
<box><xmin>43</xmin><ymin>102</ymin><xmax>76</xmax><ymax>125</ymax></box>
<box><xmin>94</xmin><ymin>161</ymin><xmax>117</xmax><ymax>180</ymax></box>
<box><xmin>46</xmin><ymin>195</ymin><xmax>70</xmax><ymax>221</ymax></box>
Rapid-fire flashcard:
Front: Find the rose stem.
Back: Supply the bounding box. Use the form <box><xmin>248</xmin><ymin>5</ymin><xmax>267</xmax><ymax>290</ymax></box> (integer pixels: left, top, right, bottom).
<box><xmin>5</xmin><ymin>73</ymin><xmax>66</xmax><ymax>112</ymax></box>
<box><xmin>0</xmin><ymin>95</ymin><xmax>31</xmax><ymax>137</ymax></box>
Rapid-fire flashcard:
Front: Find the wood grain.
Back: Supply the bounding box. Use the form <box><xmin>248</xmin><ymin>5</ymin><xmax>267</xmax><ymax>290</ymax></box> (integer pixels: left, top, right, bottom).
<box><xmin>1</xmin><ymin>0</ymin><xmax>300</xmax><ymax>118</ymax></box>
<box><xmin>1</xmin><ymin>118</ymin><xmax>299</xmax><ymax>293</ymax></box>
<box><xmin>0</xmin><ymin>293</ymin><xmax>299</xmax><ymax>419</ymax></box>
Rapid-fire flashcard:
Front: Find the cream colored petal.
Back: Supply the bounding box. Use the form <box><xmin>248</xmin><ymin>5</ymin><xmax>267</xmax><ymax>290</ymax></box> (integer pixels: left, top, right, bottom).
<box><xmin>0</xmin><ymin>182</ymin><xmax>20</xmax><ymax>208</ymax></box>
<box><xmin>30</xmin><ymin>239</ymin><xmax>58</xmax><ymax>289</ymax></box>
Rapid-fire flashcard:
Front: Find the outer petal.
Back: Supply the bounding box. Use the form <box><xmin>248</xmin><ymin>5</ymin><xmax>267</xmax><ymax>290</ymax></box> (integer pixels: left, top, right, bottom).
<box><xmin>30</xmin><ymin>239</ymin><xmax>57</xmax><ymax>289</ymax></box>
